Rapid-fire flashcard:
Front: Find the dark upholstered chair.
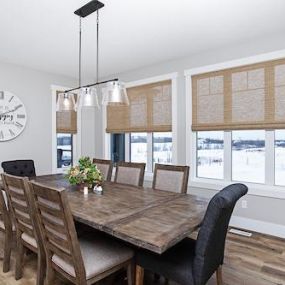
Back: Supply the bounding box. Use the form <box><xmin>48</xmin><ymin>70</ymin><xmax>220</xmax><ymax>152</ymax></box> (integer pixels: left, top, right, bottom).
<box><xmin>153</xmin><ymin>164</ymin><xmax>190</xmax><ymax>194</ymax></box>
<box><xmin>135</xmin><ymin>183</ymin><xmax>248</xmax><ymax>285</ymax></box>
<box><xmin>115</xmin><ymin>162</ymin><xmax>146</xmax><ymax>187</ymax></box>
<box><xmin>29</xmin><ymin>181</ymin><xmax>134</xmax><ymax>285</ymax></box>
<box><xmin>93</xmin><ymin>158</ymin><xmax>113</xmax><ymax>182</ymax></box>
<box><xmin>1</xmin><ymin>160</ymin><xmax>36</xmax><ymax>177</ymax></box>
<box><xmin>2</xmin><ymin>174</ymin><xmax>45</xmax><ymax>285</ymax></box>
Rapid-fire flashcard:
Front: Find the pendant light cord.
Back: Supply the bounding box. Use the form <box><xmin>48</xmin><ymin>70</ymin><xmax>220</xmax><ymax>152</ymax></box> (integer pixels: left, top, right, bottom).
<box><xmin>79</xmin><ymin>16</ymin><xmax>82</xmax><ymax>87</ymax></box>
<box><xmin>96</xmin><ymin>10</ymin><xmax>99</xmax><ymax>84</ymax></box>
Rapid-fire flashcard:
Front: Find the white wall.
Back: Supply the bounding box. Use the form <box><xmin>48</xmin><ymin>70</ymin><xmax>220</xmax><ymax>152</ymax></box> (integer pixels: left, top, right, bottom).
<box><xmin>0</xmin><ymin>61</ymin><xmax>76</xmax><ymax>175</ymax></box>
<box><xmin>96</xmin><ymin>33</ymin><xmax>285</xmax><ymax>236</ymax></box>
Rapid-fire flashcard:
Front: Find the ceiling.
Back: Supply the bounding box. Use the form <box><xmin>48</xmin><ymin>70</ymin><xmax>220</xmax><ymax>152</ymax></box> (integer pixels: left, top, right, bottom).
<box><xmin>0</xmin><ymin>0</ymin><xmax>285</xmax><ymax>79</ymax></box>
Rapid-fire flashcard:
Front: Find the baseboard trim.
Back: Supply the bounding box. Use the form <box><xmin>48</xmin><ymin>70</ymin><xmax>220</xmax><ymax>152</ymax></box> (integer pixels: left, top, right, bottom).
<box><xmin>230</xmin><ymin>216</ymin><xmax>285</xmax><ymax>239</ymax></box>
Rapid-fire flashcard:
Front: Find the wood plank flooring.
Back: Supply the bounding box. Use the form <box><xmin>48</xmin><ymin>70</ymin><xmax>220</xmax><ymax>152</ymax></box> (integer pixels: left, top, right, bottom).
<box><xmin>0</xmin><ymin>228</ymin><xmax>285</xmax><ymax>285</ymax></box>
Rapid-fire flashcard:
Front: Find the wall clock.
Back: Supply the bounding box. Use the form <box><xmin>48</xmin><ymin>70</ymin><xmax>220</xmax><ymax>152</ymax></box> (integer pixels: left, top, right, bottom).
<box><xmin>0</xmin><ymin>91</ymin><xmax>27</xmax><ymax>142</ymax></box>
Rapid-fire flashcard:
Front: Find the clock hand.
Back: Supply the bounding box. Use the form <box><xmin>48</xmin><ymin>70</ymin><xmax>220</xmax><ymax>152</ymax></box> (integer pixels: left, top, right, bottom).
<box><xmin>0</xmin><ymin>105</ymin><xmax>22</xmax><ymax>116</ymax></box>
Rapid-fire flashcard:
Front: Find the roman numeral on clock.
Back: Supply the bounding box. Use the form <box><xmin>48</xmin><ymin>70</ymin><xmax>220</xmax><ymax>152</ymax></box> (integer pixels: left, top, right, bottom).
<box><xmin>15</xmin><ymin>122</ymin><xmax>23</xmax><ymax>128</ymax></box>
<box><xmin>0</xmin><ymin>131</ymin><xmax>3</xmax><ymax>140</ymax></box>
<box><xmin>9</xmin><ymin>129</ymin><xmax>15</xmax><ymax>137</ymax></box>
<box><xmin>9</xmin><ymin>96</ymin><xmax>14</xmax><ymax>102</ymax></box>
<box><xmin>0</xmin><ymin>91</ymin><xmax>4</xmax><ymax>100</ymax></box>
<box><xmin>17</xmin><ymin>114</ymin><xmax>26</xmax><ymax>119</ymax></box>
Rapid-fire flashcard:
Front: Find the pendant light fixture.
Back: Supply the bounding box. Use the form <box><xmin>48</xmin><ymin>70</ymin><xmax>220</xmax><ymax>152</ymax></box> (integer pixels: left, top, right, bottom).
<box><xmin>57</xmin><ymin>0</ymin><xmax>129</xmax><ymax>111</ymax></box>
<box><xmin>56</xmin><ymin>92</ymin><xmax>76</xmax><ymax>111</ymax></box>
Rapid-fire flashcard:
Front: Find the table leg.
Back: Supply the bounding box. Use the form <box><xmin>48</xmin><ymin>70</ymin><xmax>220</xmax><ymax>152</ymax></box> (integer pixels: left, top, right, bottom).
<box><xmin>135</xmin><ymin>265</ymin><xmax>144</xmax><ymax>285</ymax></box>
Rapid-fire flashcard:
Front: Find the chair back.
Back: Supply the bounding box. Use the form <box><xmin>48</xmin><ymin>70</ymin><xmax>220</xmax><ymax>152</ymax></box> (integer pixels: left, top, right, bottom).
<box><xmin>193</xmin><ymin>183</ymin><xmax>248</xmax><ymax>285</ymax></box>
<box><xmin>2</xmin><ymin>160</ymin><xmax>36</xmax><ymax>177</ymax></box>
<box><xmin>2</xmin><ymin>173</ymin><xmax>40</xmax><ymax>251</ymax></box>
<box><xmin>152</xmin><ymin>164</ymin><xmax>189</xmax><ymax>193</ymax></box>
<box><xmin>0</xmin><ymin>178</ymin><xmax>12</xmax><ymax>233</ymax></box>
<box><xmin>29</xmin><ymin>181</ymin><xmax>85</xmax><ymax>282</ymax></box>
<box><xmin>93</xmin><ymin>159</ymin><xmax>113</xmax><ymax>182</ymax></box>
<box><xmin>115</xmin><ymin>162</ymin><xmax>146</xmax><ymax>187</ymax></box>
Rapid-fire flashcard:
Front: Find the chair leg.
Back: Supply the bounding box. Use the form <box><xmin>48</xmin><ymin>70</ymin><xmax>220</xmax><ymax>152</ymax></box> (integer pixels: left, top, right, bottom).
<box><xmin>36</xmin><ymin>252</ymin><xmax>46</xmax><ymax>285</ymax></box>
<box><xmin>46</xmin><ymin>262</ymin><xmax>55</xmax><ymax>285</ymax></box>
<box><xmin>3</xmin><ymin>230</ymin><xmax>12</xmax><ymax>273</ymax></box>
<box><xmin>127</xmin><ymin>262</ymin><xmax>134</xmax><ymax>285</ymax></box>
<box><xmin>15</xmin><ymin>240</ymin><xmax>26</xmax><ymax>280</ymax></box>
<box><xmin>216</xmin><ymin>266</ymin><xmax>223</xmax><ymax>285</ymax></box>
<box><xmin>135</xmin><ymin>265</ymin><xmax>144</xmax><ymax>285</ymax></box>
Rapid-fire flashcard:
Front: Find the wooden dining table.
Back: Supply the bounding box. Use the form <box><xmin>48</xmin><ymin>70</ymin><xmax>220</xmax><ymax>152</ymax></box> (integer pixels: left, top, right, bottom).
<box><xmin>1</xmin><ymin>173</ymin><xmax>209</xmax><ymax>255</ymax></box>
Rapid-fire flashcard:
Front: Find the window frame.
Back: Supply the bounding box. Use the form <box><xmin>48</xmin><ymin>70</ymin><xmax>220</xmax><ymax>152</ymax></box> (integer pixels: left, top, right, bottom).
<box><xmin>185</xmin><ymin>50</ymin><xmax>285</xmax><ymax>199</ymax></box>
<box><xmin>51</xmin><ymin>85</ymin><xmax>81</xmax><ymax>174</ymax></box>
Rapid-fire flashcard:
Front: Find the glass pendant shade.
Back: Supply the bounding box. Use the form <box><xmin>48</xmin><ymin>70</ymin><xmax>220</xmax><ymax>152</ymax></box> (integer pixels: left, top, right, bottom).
<box><xmin>56</xmin><ymin>93</ymin><xmax>76</xmax><ymax>111</ymax></box>
<box><xmin>102</xmin><ymin>81</ymin><xmax>129</xmax><ymax>106</ymax></box>
<box><xmin>80</xmin><ymin>87</ymin><xmax>99</xmax><ymax>108</ymax></box>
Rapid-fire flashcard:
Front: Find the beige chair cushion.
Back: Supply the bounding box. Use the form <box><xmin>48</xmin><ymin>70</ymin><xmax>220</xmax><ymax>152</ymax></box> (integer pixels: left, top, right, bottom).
<box><xmin>21</xmin><ymin>232</ymin><xmax>37</xmax><ymax>248</ymax></box>
<box><xmin>95</xmin><ymin>163</ymin><xmax>111</xmax><ymax>180</ymax></box>
<box><xmin>155</xmin><ymin>169</ymin><xmax>184</xmax><ymax>193</ymax></box>
<box><xmin>116</xmin><ymin>166</ymin><xmax>141</xmax><ymax>186</ymax></box>
<box><xmin>52</xmin><ymin>235</ymin><xmax>133</xmax><ymax>280</ymax></box>
<box><xmin>0</xmin><ymin>220</ymin><xmax>15</xmax><ymax>231</ymax></box>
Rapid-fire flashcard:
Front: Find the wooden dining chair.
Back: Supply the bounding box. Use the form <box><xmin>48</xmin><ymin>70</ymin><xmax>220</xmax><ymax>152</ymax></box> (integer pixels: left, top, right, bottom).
<box><xmin>115</xmin><ymin>162</ymin><xmax>146</xmax><ymax>187</ymax></box>
<box><xmin>29</xmin><ymin>180</ymin><xmax>134</xmax><ymax>285</ymax></box>
<box><xmin>93</xmin><ymin>158</ymin><xmax>113</xmax><ymax>182</ymax></box>
<box><xmin>1</xmin><ymin>160</ymin><xmax>36</xmax><ymax>177</ymax></box>
<box><xmin>1</xmin><ymin>173</ymin><xmax>45</xmax><ymax>285</ymax></box>
<box><xmin>152</xmin><ymin>164</ymin><xmax>190</xmax><ymax>194</ymax></box>
<box><xmin>0</xmin><ymin>178</ymin><xmax>15</xmax><ymax>272</ymax></box>
<box><xmin>135</xmin><ymin>183</ymin><xmax>248</xmax><ymax>285</ymax></box>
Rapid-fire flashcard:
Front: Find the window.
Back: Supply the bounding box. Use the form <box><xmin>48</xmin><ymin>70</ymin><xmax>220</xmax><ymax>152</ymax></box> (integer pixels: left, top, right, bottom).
<box><xmin>197</xmin><ymin>131</ymin><xmax>224</xmax><ymax>179</ymax></box>
<box><xmin>275</xmin><ymin>130</ymin><xmax>285</xmax><ymax>186</ymax></box>
<box><xmin>57</xmin><ymin>134</ymin><xmax>73</xmax><ymax>168</ymax></box>
<box><xmin>232</xmin><ymin>130</ymin><xmax>265</xmax><ymax>184</ymax></box>
<box><xmin>128</xmin><ymin>132</ymin><xmax>172</xmax><ymax>172</ymax></box>
<box><xmin>130</xmin><ymin>133</ymin><xmax>147</xmax><ymax>165</ymax></box>
<box><xmin>153</xmin><ymin>132</ymin><xmax>172</xmax><ymax>168</ymax></box>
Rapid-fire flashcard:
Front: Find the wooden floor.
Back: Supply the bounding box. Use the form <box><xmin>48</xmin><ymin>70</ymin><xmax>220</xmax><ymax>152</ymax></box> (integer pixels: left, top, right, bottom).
<box><xmin>0</xmin><ymin>229</ymin><xmax>285</xmax><ymax>285</ymax></box>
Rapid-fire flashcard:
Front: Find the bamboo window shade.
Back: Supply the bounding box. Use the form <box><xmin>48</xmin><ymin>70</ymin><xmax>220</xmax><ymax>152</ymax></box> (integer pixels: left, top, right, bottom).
<box><xmin>56</xmin><ymin>91</ymin><xmax>77</xmax><ymax>134</ymax></box>
<box><xmin>191</xmin><ymin>58</ymin><xmax>285</xmax><ymax>131</ymax></box>
<box><xmin>106</xmin><ymin>80</ymin><xmax>172</xmax><ymax>133</ymax></box>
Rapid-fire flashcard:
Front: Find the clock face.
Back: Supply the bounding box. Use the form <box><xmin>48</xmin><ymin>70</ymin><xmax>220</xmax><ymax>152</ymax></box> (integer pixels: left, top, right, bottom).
<box><xmin>0</xmin><ymin>91</ymin><xmax>27</xmax><ymax>142</ymax></box>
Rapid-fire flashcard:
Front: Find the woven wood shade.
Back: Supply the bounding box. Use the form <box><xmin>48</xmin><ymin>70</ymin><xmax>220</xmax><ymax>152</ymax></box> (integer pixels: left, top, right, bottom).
<box><xmin>192</xmin><ymin>58</ymin><xmax>285</xmax><ymax>131</ymax></box>
<box><xmin>56</xmin><ymin>91</ymin><xmax>77</xmax><ymax>134</ymax></box>
<box><xmin>106</xmin><ymin>80</ymin><xmax>172</xmax><ymax>133</ymax></box>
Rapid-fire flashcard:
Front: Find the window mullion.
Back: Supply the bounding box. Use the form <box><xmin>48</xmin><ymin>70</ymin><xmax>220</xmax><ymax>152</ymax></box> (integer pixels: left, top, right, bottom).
<box><xmin>147</xmin><ymin>133</ymin><xmax>153</xmax><ymax>172</ymax></box>
<box><xmin>265</xmin><ymin>130</ymin><xmax>275</xmax><ymax>186</ymax></box>
<box><xmin>125</xmin><ymin>133</ymin><xmax>130</xmax><ymax>162</ymax></box>
<box><xmin>224</xmin><ymin>131</ymin><xmax>232</xmax><ymax>181</ymax></box>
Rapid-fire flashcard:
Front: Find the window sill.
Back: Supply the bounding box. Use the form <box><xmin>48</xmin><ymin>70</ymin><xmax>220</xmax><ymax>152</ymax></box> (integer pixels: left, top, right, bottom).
<box><xmin>189</xmin><ymin>177</ymin><xmax>285</xmax><ymax>199</ymax></box>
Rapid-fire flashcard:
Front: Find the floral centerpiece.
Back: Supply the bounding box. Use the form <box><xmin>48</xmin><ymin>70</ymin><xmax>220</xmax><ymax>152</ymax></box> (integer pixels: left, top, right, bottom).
<box><xmin>66</xmin><ymin>157</ymin><xmax>103</xmax><ymax>190</ymax></box>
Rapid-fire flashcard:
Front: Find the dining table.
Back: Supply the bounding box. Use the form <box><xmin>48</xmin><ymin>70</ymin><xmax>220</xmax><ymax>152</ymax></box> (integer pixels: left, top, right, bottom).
<box><xmin>1</xmin><ymin>173</ymin><xmax>209</xmax><ymax>254</ymax></box>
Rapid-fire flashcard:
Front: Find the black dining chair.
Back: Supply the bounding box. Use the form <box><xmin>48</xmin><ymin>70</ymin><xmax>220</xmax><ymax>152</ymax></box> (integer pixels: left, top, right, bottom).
<box><xmin>135</xmin><ymin>183</ymin><xmax>248</xmax><ymax>285</ymax></box>
<box><xmin>1</xmin><ymin>160</ymin><xmax>36</xmax><ymax>178</ymax></box>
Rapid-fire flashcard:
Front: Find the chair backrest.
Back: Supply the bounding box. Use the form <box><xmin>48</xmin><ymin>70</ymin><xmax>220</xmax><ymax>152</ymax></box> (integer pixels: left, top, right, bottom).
<box><xmin>115</xmin><ymin>162</ymin><xmax>146</xmax><ymax>187</ymax></box>
<box><xmin>93</xmin><ymin>158</ymin><xmax>113</xmax><ymax>182</ymax></box>
<box><xmin>193</xmin><ymin>183</ymin><xmax>248</xmax><ymax>285</ymax></box>
<box><xmin>1</xmin><ymin>160</ymin><xmax>36</xmax><ymax>177</ymax></box>
<box><xmin>29</xmin><ymin>181</ymin><xmax>86</xmax><ymax>283</ymax></box>
<box><xmin>2</xmin><ymin>173</ymin><xmax>41</xmax><ymax>251</ymax></box>
<box><xmin>152</xmin><ymin>164</ymin><xmax>189</xmax><ymax>193</ymax></box>
<box><xmin>0</xmin><ymin>178</ymin><xmax>12</xmax><ymax>233</ymax></box>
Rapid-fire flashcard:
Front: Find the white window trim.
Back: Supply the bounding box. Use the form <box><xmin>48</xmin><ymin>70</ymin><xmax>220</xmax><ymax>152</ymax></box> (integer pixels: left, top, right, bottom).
<box><xmin>51</xmin><ymin>85</ymin><xmax>81</xmax><ymax>174</ymax></box>
<box><xmin>185</xmin><ymin>49</ymin><xmax>285</xmax><ymax>199</ymax></box>
<box><xmin>102</xmin><ymin>72</ymin><xmax>179</xmax><ymax>170</ymax></box>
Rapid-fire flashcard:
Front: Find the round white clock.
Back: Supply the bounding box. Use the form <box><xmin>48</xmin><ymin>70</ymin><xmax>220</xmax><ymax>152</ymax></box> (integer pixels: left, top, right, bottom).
<box><xmin>0</xmin><ymin>91</ymin><xmax>27</xmax><ymax>142</ymax></box>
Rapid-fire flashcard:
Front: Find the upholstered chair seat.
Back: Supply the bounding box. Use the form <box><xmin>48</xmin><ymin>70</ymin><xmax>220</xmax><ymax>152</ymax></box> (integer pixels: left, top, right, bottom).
<box><xmin>1</xmin><ymin>160</ymin><xmax>36</xmax><ymax>177</ymax></box>
<box><xmin>52</xmin><ymin>234</ymin><xmax>133</xmax><ymax>280</ymax></box>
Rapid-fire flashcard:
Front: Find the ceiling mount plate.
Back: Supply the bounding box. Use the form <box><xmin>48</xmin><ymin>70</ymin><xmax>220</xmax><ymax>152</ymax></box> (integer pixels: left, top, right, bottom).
<box><xmin>74</xmin><ymin>0</ymin><xmax>104</xmax><ymax>18</ymax></box>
